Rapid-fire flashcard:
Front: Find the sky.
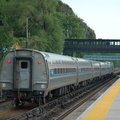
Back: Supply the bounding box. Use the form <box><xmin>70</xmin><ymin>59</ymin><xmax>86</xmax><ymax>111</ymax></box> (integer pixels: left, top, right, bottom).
<box><xmin>61</xmin><ymin>0</ymin><xmax>120</xmax><ymax>39</ymax></box>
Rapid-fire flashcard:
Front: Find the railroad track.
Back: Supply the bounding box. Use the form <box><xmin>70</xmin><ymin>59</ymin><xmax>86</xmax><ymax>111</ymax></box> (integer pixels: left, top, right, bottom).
<box><xmin>0</xmin><ymin>103</ymin><xmax>36</xmax><ymax>120</ymax></box>
<box><xmin>0</xmin><ymin>98</ymin><xmax>7</xmax><ymax>103</ymax></box>
<box><xmin>6</xmin><ymin>75</ymin><xmax>117</xmax><ymax>120</ymax></box>
<box><xmin>0</xmin><ymin>98</ymin><xmax>12</xmax><ymax>104</ymax></box>
<box><xmin>56</xmin><ymin>76</ymin><xmax>118</xmax><ymax>120</ymax></box>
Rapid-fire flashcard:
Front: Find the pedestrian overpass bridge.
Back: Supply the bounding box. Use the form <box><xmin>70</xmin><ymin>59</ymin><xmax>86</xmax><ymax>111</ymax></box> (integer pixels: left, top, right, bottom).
<box><xmin>63</xmin><ymin>39</ymin><xmax>120</xmax><ymax>54</ymax></box>
<box><xmin>63</xmin><ymin>39</ymin><xmax>120</xmax><ymax>68</ymax></box>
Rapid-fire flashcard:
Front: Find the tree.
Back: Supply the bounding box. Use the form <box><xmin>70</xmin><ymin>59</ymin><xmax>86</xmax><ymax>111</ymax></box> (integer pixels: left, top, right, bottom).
<box><xmin>0</xmin><ymin>0</ymin><xmax>96</xmax><ymax>56</ymax></box>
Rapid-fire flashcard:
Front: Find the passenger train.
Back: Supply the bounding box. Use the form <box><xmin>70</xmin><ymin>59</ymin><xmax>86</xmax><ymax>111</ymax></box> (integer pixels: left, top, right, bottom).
<box><xmin>0</xmin><ymin>49</ymin><xmax>114</xmax><ymax>106</ymax></box>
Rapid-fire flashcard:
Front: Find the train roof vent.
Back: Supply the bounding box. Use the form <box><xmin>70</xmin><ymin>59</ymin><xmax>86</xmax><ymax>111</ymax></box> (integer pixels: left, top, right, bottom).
<box><xmin>44</xmin><ymin>53</ymin><xmax>50</xmax><ymax>58</ymax></box>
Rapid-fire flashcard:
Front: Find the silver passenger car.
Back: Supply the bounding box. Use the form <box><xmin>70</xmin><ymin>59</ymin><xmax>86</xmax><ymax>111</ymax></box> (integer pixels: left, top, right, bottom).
<box><xmin>0</xmin><ymin>49</ymin><xmax>114</xmax><ymax>106</ymax></box>
<box><xmin>91</xmin><ymin>60</ymin><xmax>101</xmax><ymax>80</ymax></box>
<box><xmin>76</xmin><ymin>58</ymin><xmax>93</xmax><ymax>86</ymax></box>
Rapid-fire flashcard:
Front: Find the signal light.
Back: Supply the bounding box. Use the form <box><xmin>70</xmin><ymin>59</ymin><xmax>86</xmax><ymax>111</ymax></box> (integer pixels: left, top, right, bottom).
<box><xmin>38</xmin><ymin>61</ymin><xmax>42</xmax><ymax>64</ymax></box>
<box><xmin>7</xmin><ymin>60</ymin><xmax>11</xmax><ymax>63</ymax></box>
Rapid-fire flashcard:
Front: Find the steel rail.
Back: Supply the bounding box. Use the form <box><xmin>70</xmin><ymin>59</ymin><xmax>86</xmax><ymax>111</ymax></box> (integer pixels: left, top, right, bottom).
<box><xmin>56</xmin><ymin>76</ymin><xmax>118</xmax><ymax>120</ymax></box>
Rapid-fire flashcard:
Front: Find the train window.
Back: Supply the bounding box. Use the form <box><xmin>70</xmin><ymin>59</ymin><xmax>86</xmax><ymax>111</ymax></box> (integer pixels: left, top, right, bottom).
<box><xmin>54</xmin><ymin>69</ymin><xmax>56</xmax><ymax>74</ymax></box>
<box><xmin>58</xmin><ymin>68</ymin><xmax>60</xmax><ymax>73</ymax></box>
<box><xmin>60</xmin><ymin>68</ymin><xmax>62</xmax><ymax>73</ymax></box>
<box><xmin>66</xmin><ymin>68</ymin><xmax>68</xmax><ymax>73</ymax></box>
<box><xmin>63</xmin><ymin>68</ymin><xmax>65</xmax><ymax>73</ymax></box>
<box><xmin>21</xmin><ymin>62</ymin><xmax>28</xmax><ymax>68</ymax></box>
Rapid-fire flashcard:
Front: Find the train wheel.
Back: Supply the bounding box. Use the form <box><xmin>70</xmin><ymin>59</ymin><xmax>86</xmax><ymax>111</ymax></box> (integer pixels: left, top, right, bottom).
<box><xmin>46</xmin><ymin>93</ymin><xmax>53</xmax><ymax>101</ymax></box>
<box><xmin>35</xmin><ymin>97</ymin><xmax>43</xmax><ymax>106</ymax></box>
<box><xmin>15</xmin><ymin>98</ymin><xmax>20</xmax><ymax>107</ymax></box>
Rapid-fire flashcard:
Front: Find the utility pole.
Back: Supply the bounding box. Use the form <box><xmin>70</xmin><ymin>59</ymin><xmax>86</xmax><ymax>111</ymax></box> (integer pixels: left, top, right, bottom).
<box><xmin>26</xmin><ymin>17</ymin><xmax>28</xmax><ymax>48</ymax></box>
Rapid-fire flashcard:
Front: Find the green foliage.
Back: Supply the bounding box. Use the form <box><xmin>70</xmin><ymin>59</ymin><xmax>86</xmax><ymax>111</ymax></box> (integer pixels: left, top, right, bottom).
<box><xmin>0</xmin><ymin>0</ymin><xmax>96</xmax><ymax>56</ymax></box>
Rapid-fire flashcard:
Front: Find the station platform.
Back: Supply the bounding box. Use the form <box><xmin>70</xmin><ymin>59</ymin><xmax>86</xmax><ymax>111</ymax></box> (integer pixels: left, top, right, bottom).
<box><xmin>76</xmin><ymin>78</ymin><xmax>120</xmax><ymax>120</ymax></box>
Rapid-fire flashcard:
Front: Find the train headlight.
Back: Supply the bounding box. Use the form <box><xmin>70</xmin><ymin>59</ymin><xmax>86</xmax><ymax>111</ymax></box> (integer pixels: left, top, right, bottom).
<box><xmin>39</xmin><ymin>92</ymin><xmax>43</xmax><ymax>95</ymax></box>
<box><xmin>2</xmin><ymin>83</ymin><xmax>6</xmax><ymax>88</ymax></box>
<box><xmin>40</xmin><ymin>84</ymin><xmax>47</xmax><ymax>89</ymax></box>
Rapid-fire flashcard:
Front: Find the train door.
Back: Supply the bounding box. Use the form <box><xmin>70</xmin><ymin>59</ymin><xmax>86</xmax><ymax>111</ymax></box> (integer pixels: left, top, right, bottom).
<box><xmin>14</xmin><ymin>58</ymin><xmax>32</xmax><ymax>90</ymax></box>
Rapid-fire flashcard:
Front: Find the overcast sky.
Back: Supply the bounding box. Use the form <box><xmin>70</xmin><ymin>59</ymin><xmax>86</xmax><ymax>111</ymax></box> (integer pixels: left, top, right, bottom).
<box><xmin>61</xmin><ymin>0</ymin><xmax>120</xmax><ymax>39</ymax></box>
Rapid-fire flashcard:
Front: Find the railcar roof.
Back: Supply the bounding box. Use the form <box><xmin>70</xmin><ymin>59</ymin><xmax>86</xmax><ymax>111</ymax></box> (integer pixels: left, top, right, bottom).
<box><xmin>11</xmin><ymin>49</ymin><xmax>73</xmax><ymax>61</ymax></box>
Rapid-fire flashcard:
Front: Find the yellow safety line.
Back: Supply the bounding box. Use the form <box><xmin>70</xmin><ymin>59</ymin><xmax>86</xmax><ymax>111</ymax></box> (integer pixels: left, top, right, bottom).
<box><xmin>82</xmin><ymin>79</ymin><xmax>120</xmax><ymax>120</ymax></box>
